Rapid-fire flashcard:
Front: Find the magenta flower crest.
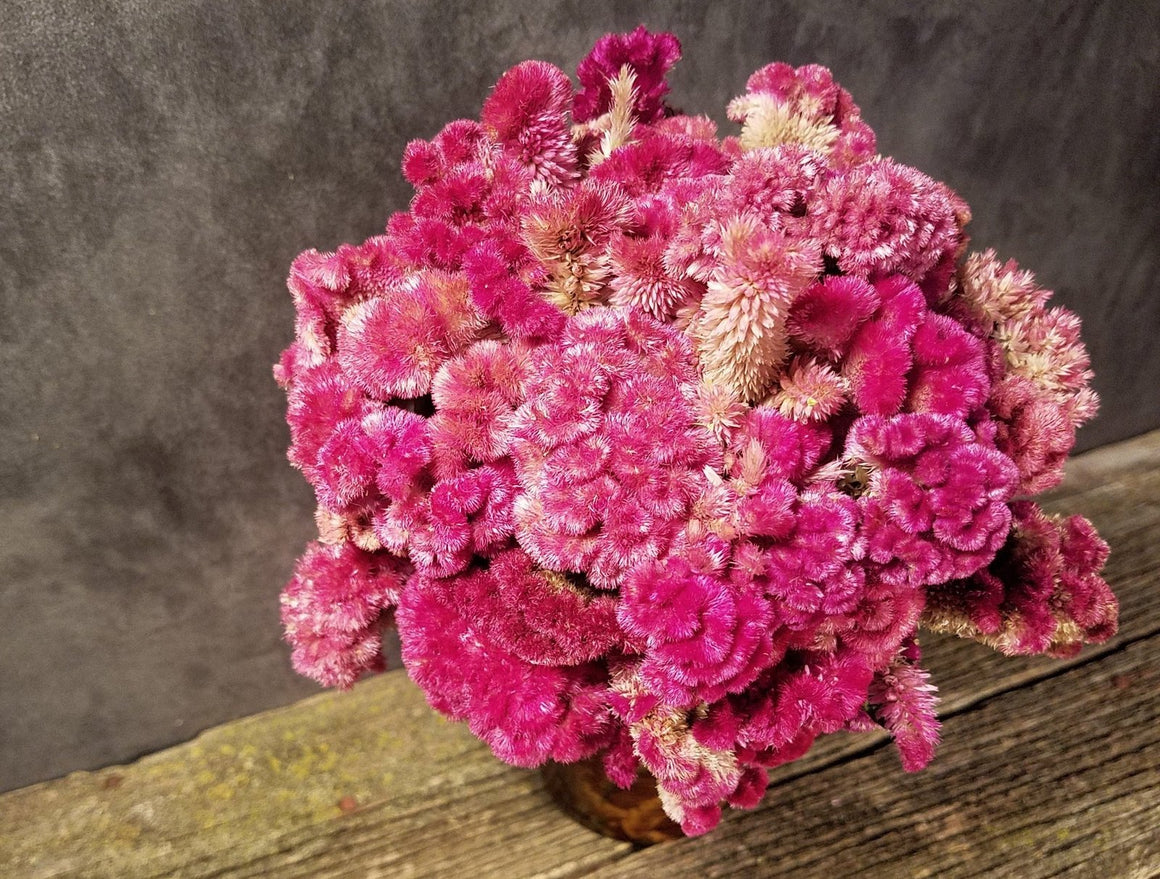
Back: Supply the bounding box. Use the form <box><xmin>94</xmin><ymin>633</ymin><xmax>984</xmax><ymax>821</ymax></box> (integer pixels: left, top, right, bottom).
<box><xmin>276</xmin><ymin>28</ymin><xmax>1113</xmax><ymax>836</ymax></box>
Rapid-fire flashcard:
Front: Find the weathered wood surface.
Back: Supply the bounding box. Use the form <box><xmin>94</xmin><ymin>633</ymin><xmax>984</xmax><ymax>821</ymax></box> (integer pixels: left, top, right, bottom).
<box><xmin>2</xmin><ymin>429</ymin><xmax>1158</xmax><ymax>878</ymax></box>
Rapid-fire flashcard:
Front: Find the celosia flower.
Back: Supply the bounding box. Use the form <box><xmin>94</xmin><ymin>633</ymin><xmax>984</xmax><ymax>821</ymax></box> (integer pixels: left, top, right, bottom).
<box><xmin>281</xmin><ymin>541</ymin><xmax>405</xmax><ymax>689</ymax></box>
<box><xmin>475</xmin><ymin>548</ymin><xmax>624</xmax><ymax>664</ymax></box>
<box><xmin>573</xmin><ymin>26</ymin><xmax>682</xmax><ymax>125</ymax></box>
<box><xmin>338</xmin><ymin>270</ymin><xmax>485</xmax><ymax>399</ymax></box>
<box><xmin>482</xmin><ymin>60</ymin><xmax>578</xmax><ymax>186</ymax></box>
<box><xmin>609</xmin><ymin>664</ymin><xmax>743</xmax><ymax>836</ymax></box>
<box><xmin>923</xmin><ymin>501</ymin><xmax>1116</xmax><ymax>657</ymax></box>
<box><xmin>428</xmin><ymin>339</ymin><xmax>527</xmax><ymax>467</ymax></box>
<box><xmin>955</xmin><ymin>251</ymin><xmax>1099</xmax><ymax>492</ymax></box>
<box><xmin>848</xmin><ymin>413</ymin><xmax>1019</xmax><ymax>588</ymax></box>
<box><xmin>787</xmin><ymin>274</ymin><xmax>880</xmax><ymax>356</ymax></box>
<box><xmin>842</xmin><ymin>275</ymin><xmax>925</xmax><ymax>415</ymax></box>
<box><xmin>462</xmin><ymin>237</ymin><xmax>566</xmax><ymax>341</ymax></box>
<box><xmin>957</xmin><ymin>249</ymin><xmax>1049</xmax><ymax>327</ymax></box>
<box><xmin>522</xmin><ymin>180</ymin><xmax>633</xmax><ymax>313</ymax></box>
<box><xmin>694</xmin><ymin>216</ymin><xmax>823</xmax><ymax>402</ymax></box>
<box><xmin>284</xmin><ymin>359</ymin><xmax>372</xmax><ymax>490</ymax></box>
<box><xmin>728</xmin><ymin>62</ymin><xmax>876</xmax><ymax>166</ymax></box>
<box><xmin>906</xmin><ymin>311</ymin><xmax>990</xmax><ymax>418</ymax></box>
<box><xmin>811</xmin><ymin>158</ymin><xmax>968</xmax><ymax>289</ymax></box>
<box><xmin>510</xmin><ymin>308</ymin><xmax>718</xmax><ymax>588</ymax></box>
<box><xmin>590</xmin><ymin>130</ymin><xmax>730</xmax><ymax>197</ymax></box>
<box><xmin>619</xmin><ymin>554</ymin><xmax>777</xmax><ymax>706</ymax></box>
<box><xmin>867</xmin><ymin>643</ymin><xmax>941</xmax><ymax>771</ymax></box>
<box><xmin>276</xmin><ymin>27</ymin><xmax>1113</xmax><ymax>838</ymax></box>
<box><xmin>770</xmin><ymin>357</ymin><xmax>848</xmax><ymax>421</ymax></box>
<box><xmin>397</xmin><ymin>571</ymin><xmax>613</xmax><ymax>765</ymax></box>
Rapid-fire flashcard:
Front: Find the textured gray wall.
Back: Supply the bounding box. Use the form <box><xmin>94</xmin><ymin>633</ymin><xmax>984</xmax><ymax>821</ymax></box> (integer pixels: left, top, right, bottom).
<box><xmin>1</xmin><ymin>1</ymin><xmax>1157</xmax><ymax>792</ymax></box>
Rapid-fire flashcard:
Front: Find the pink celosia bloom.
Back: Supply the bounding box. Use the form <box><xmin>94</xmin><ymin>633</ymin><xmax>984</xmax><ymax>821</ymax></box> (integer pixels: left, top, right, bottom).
<box><xmin>988</xmin><ymin>374</ymin><xmax>1078</xmax><ymax>494</ymax></box>
<box><xmin>462</xmin><ymin>237</ymin><xmax>566</xmax><ymax>341</ymax></box>
<box><xmin>384</xmin><ymin>209</ymin><xmax>487</xmax><ymax>272</ymax></box>
<box><xmin>511</xmin><ymin>308</ymin><xmax>718</xmax><ymax>588</ymax></box>
<box><xmin>957</xmin><ymin>248</ymin><xmax>1051</xmax><ymax>328</ymax></box>
<box><xmin>842</xmin><ymin>275</ymin><xmax>925</xmax><ymax>415</ymax></box>
<box><xmin>609</xmin><ymin>664</ymin><xmax>743</xmax><ymax>835</ymax></box>
<box><xmin>906</xmin><ymin>311</ymin><xmax>990</xmax><ymax>419</ymax></box>
<box><xmin>281</xmin><ymin>541</ymin><xmax>405</xmax><ymax>689</ymax></box>
<box><xmin>726</xmin><ymin>145</ymin><xmax>829</xmax><ymax>220</ymax></box>
<box><xmin>476</xmin><ymin>548</ymin><xmax>624</xmax><ymax>664</ymax></box>
<box><xmin>606</xmin><ymin>197</ymin><xmax>702</xmax><ymax>321</ymax></box>
<box><xmin>401</xmin><ymin>119</ymin><xmax>489</xmax><ymax>189</ymax></box>
<box><xmin>482</xmin><ymin>60</ymin><xmax>578</xmax><ymax>186</ymax></box>
<box><xmin>770</xmin><ymin>357</ymin><xmax>848</xmax><ymax>421</ymax></box>
<box><xmin>362</xmin><ymin>407</ymin><xmax>431</xmax><ymax>501</ymax></box>
<box><xmin>693</xmin><ymin>380</ymin><xmax>749</xmax><ymax>447</ymax></box>
<box><xmin>953</xmin><ymin>252</ymin><xmax>1099</xmax><ymax>492</ymax></box>
<box><xmin>619</xmin><ymin>554</ymin><xmax>777</xmax><ymax>706</ymax></box>
<box><xmin>727</xmin><ymin>648</ymin><xmax>876</xmax><ymax>757</ymax></box>
<box><xmin>761</xmin><ymin>489</ymin><xmax>865</xmax><ymax>635</ymax></box>
<box><xmin>868</xmin><ymin>645</ymin><xmax>941</xmax><ymax>771</ymax></box>
<box><xmin>848</xmin><ymin>413</ymin><xmax>1019</xmax><ymax>588</ymax></box>
<box><xmin>652</xmin><ymin>113</ymin><xmax>720</xmax><ymax>142</ymax></box>
<box><xmin>837</xmin><ymin>569</ymin><xmax>926</xmax><ymax>665</ymax></box>
<box><xmin>731</xmin><ymin>406</ymin><xmax>831</xmax><ymax>485</ymax></box>
<box><xmin>811</xmin><ymin>159</ymin><xmax>968</xmax><ymax>289</ymax></box>
<box><xmin>787</xmin><ymin>274</ymin><xmax>880</xmax><ymax>356</ymax></box>
<box><xmin>729</xmin><ymin>62</ymin><xmax>876</xmax><ymax>167</ymax></box>
<box><xmin>338</xmin><ymin>270</ymin><xmax>485</xmax><ymax>400</ymax></box>
<box><xmin>277</xmin><ymin>27</ymin><xmax>1113</xmax><ymax>837</ymax></box>
<box><xmin>522</xmin><ymin>180</ymin><xmax>633</xmax><ymax>313</ymax></box>
<box><xmin>574</xmin><ymin>26</ymin><xmax>682</xmax><ymax>124</ymax></box>
<box><xmin>923</xmin><ymin>501</ymin><xmax>1116</xmax><ymax>657</ymax></box>
<box><xmin>428</xmin><ymin>339</ymin><xmax>527</xmax><ymax>467</ymax></box>
<box><xmin>398</xmin><ymin>571</ymin><xmax>613</xmax><ymax>765</ymax></box>
<box><xmin>694</xmin><ymin>216</ymin><xmax>823</xmax><ymax>402</ymax></box>
<box><xmin>314</xmin><ymin>418</ymin><xmax>378</xmax><ymax>512</ymax></box>
<box><xmin>590</xmin><ymin>130</ymin><xmax>731</xmax><ymax>197</ymax></box>
<box><xmin>284</xmin><ymin>359</ymin><xmax>372</xmax><ymax>490</ymax></box>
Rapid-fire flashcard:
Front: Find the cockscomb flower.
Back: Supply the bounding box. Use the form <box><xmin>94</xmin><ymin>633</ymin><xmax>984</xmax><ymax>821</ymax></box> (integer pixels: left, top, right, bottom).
<box><xmin>522</xmin><ymin>179</ymin><xmax>633</xmax><ymax>313</ymax></box>
<box><xmin>618</xmin><ymin>553</ymin><xmax>777</xmax><ymax>707</ymax></box>
<box><xmin>276</xmin><ymin>27</ymin><xmax>1113</xmax><ymax>838</ymax></box>
<box><xmin>281</xmin><ymin>541</ymin><xmax>405</xmax><ymax>689</ymax></box>
<box><xmin>848</xmin><ymin>413</ymin><xmax>1019</xmax><ymax>588</ymax></box>
<box><xmin>958</xmin><ymin>250</ymin><xmax>1099</xmax><ymax>491</ymax></box>
<box><xmin>510</xmin><ymin>307</ymin><xmax>718</xmax><ymax>589</ymax></box>
<box><xmin>923</xmin><ymin>501</ymin><xmax>1116</xmax><ymax>657</ymax></box>
<box><xmin>694</xmin><ymin>215</ymin><xmax>823</xmax><ymax>402</ymax></box>
<box><xmin>482</xmin><ymin>60</ymin><xmax>578</xmax><ymax>186</ymax></box>
<box><xmin>867</xmin><ymin>642</ymin><xmax>941</xmax><ymax>772</ymax></box>
<box><xmin>573</xmin><ymin>26</ymin><xmax>682</xmax><ymax>125</ymax></box>
<box><xmin>770</xmin><ymin>357</ymin><xmax>848</xmax><ymax>421</ymax></box>
<box><xmin>811</xmin><ymin>158</ymin><xmax>969</xmax><ymax>291</ymax></box>
<box><xmin>729</xmin><ymin>62</ymin><xmax>876</xmax><ymax>166</ymax></box>
<box><xmin>338</xmin><ymin>269</ymin><xmax>486</xmax><ymax>400</ymax></box>
<box><xmin>397</xmin><ymin>571</ymin><xmax>613</xmax><ymax>766</ymax></box>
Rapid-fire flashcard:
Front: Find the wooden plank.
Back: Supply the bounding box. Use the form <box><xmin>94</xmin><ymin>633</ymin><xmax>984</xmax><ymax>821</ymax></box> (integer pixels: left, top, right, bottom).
<box><xmin>0</xmin><ymin>673</ymin><xmax>630</xmax><ymax>879</ymax></box>
<box><xmin>585</xmin><ymin>633</ymin><xmax>1160</xmax><ymax>879</ymax></box>
<box><xmin>1036</xmin><ymin>429</ymin><xmax>1160</xmax><ymax>505</ymax></box>
<box><xmin>0</xmin><ymin>430</ymin><xmax>1157</xmax><ymax>878</ymax></box>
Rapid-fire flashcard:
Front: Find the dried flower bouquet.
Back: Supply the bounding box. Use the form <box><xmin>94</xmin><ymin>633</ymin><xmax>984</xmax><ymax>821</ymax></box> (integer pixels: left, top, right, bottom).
<box><xmin>275</xmin><ymin>28</ymin><xmax>1116</xmax><ymax>835</ymax></box>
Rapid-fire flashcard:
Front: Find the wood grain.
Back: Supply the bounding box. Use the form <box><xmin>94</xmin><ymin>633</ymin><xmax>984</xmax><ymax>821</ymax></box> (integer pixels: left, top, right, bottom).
<box><xmin>1</xmin><ymin>429</ymin><xmax>1157</xmax><ymax>878</ymax></box>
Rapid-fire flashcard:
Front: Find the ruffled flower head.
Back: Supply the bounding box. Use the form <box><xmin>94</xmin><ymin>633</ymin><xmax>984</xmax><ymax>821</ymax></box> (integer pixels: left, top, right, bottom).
<box><xmin>574</xmin><ymin>26</ymin><xmax>682</xmax><ymax>125</ymax></box>
<box><xmin>276</xmin><ymin>27</ymin><xmax>1111</xmax><ymax>838</ymax></box>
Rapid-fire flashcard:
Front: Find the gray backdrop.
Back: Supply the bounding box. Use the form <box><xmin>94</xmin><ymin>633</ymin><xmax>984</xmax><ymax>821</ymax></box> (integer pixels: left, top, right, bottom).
<box><xmin>2</xmin><ymin>1</ymin><xmax>1157</xmax><ymax>792</ymax></box>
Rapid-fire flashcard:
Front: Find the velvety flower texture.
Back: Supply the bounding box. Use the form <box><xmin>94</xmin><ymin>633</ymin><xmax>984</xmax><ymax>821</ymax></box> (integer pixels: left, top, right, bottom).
<box><xmin>276</xmin><ymin>28</ymin><xmax>1113</xmax><ymax>836</ymax></box>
